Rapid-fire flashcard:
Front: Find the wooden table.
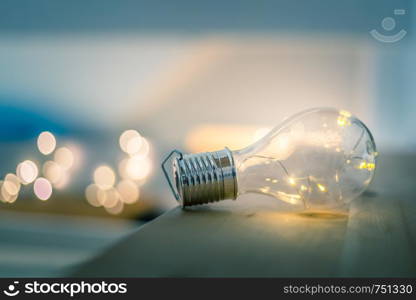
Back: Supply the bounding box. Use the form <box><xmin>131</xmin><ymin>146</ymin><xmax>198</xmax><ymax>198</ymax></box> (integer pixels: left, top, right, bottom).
<box><xmin>74</xmin><ymin>153</ymin><xmax>416</xmax><ymax>277</ymax></box>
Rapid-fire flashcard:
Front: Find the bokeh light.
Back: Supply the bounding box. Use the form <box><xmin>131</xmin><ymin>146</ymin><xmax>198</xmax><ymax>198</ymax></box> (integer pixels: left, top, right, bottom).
<box><xmin>119</xmin><ymin>130</ymin><xmax>143</xmax><ymax>155</ymax></box>
<box><xmin>0</xmin><ymin>181</ymin><xmax>5</xmax><ymax>203</ymax></box>
<box><xmin>134</xmin><ymin>137</ymin><xmax>150</xmax><ymax>159</ymax></box>
<box><xmin>85</xmin><ymin>184</ymin><xmax>101</xmax><ymax>207</ymax></box>
<box><xmin>16</xmin><ymin>160</ymin><xmax>39</xmax><ymax>184</ymax></box>
<box><xmin>64</xmin><ymin>144</ymin><xmax>83</xmax><ymax>171</ymax></box>
<box><xmin>3</xmin><ymin>173</ymin><xmax>21</xmax><ymax>196</ymax></box>
<box><xmin>0</xmin><ymin>181</ymin><xmax>4</xmax><ymax>202</ymax></box>
<box><xmin>118</xmin><ymin>158</ymin><xmax>129</xmax><ymax>180</ymax></box>
<box><xmin>119</xmin><ymin>156</ymin><xmax>151</xmax><ymax>181</ymax></box>
<box><xmin>54</xmin><ymin>147</ymin><xmax>74</xmax><ymax>170</ymax></box>
<box><xmin>96</xmin><ymin>188</ymin><xmax>106</xmax><ymax>206</ymax></box>
<box><xmin>84</xmin><ymin>131</ymin><xmax>152</xmax><ymax>214</ymax></box>
<box><xmin>99</xmin><ymin>188</ymin><xmax>119</xmax><ymax>208</ymax></box>
<box><xmin>0</xmin><ymin>180</ymin><xmax>18</xmax><ymax>203</ymax></box>
<box><xmin>127</xmin><ymin>156</ymin><xmax>151</xmax><ymax>181</ymax></box>
<box><xmin>117</xmin><ymin>180</ymin><xmax>140</xmax><ymax>204</ymax></box>
<box><xmin>1</xmin><ymin>189</ymin><xmax>18</xmax><ymax>203</ymax></box>
<box><xmin>33</xmin><ymin>177</ymin><xmax>53</xmax><ymax>201</ymax></box>
<box><xmin>93</xmin><ymin>165</ymin><xmax>116</xmax><ymax>190</ymax></box>
<box><xmin>53</xmin><ymin>172</ymin><xmax>70</xmax><ymax>189</ymax></box>
<box><xmin>105</xmin><ymin>199</ymin><xmax>124</xmax><ymax>215</ymax></box>
<box><xmin>42</xmin><ymin>161</ymin><xmax>63</xmax><ymax>184</ymax></box>
<box><xmin>37</xmin><ymin>131</ymin><xmax>56</xmax><ymax>155</ymax></box>
<box><xmin>1</xmin><ymin>130</ymin><xmax>82</xmax><ymax>207</ymax></box>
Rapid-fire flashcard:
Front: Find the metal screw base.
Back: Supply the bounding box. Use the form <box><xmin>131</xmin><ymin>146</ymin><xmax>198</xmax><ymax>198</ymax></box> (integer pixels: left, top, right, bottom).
<box><xmin>172</xmin><ymin>148</ymin><xmax>237</xmax><ymax>206</ymax></box>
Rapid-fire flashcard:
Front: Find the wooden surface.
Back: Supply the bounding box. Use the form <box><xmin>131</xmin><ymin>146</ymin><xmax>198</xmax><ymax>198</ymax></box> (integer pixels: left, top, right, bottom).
<box><xmin>0</xmin><ymin>211</ymin><xmax>137</xmax><ymax>277</ymax></box>
<box><xmin>73</xmin><ymin>153</ymin><xmax>416</xmax><ymax>277</ymax></box>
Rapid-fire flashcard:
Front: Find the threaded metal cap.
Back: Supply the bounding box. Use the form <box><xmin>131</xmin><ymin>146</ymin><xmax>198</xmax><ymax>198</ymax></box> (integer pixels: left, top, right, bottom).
<box><xmin>171</xmin><ymin>148</ymin><xmax>237</xmax><ymax>206</ymax></box>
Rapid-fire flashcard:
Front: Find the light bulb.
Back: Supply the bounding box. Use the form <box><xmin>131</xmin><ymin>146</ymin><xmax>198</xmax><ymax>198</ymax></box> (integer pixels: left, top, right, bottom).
<box><xmin>162</xmin><ymin>108</ymin><xmax>377</xmax><ymax>210</ymax></box>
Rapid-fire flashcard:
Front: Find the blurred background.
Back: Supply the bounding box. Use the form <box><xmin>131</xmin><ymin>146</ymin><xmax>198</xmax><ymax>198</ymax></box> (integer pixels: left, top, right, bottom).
<box><xmin>0</xmin><ymin>0</ymin><xmax>414</xmax><ymax>276</ymax></box>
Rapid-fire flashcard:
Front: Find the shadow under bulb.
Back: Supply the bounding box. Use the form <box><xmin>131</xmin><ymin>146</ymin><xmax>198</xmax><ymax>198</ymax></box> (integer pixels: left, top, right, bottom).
<box><xmin>162</xmin><ymin>108</ymin><xmax>377</xmax><ymax>210</ymax></box>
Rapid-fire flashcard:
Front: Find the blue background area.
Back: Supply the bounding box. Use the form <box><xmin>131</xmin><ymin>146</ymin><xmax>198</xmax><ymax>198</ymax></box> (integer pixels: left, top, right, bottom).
<box><xmin>0</xmin><ymin>0</ymin><xmax>411</xmax><ymax>34</ymax></box>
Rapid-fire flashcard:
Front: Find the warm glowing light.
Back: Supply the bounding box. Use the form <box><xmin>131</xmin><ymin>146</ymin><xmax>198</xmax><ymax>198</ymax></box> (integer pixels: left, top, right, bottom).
<box><xmin>34</xmin><ymin>177</ymin><xmax>53</xmax><ymax>200</ymax></box>
<box><xmin>0</xmin><ymin>181</ymin><xmax>4</xmax><ymax>202</ymax></box>
<box><xmin>93</xmin><ymin>165</ymin><xmax>116</xmax><ymax>189</ymax></box>
<box><xmin>337</xmin><ymin>110</ymin><xmax>352</xmax><ymax>127</ymax></box>
<box><xmin>337</xmin><ymin>118</ymin><xmax>346</xmax><ymax>127</ymax></box>
<box><xmin>358</xmin><ymin>161</ymin><xmax>376</xmax><ymax>171</ymax></box>
<box><xmin>37</xmin><ymin>131</ymin><xmax>56</xmax><ymax>155</ymax></box>
<box><xmin>54</xmin><ymin>147</ymin><xmax>74</xmax><ymax>170</ymax></box>
<box><xmin>42</xmin><ymin>161</ymin><xmax>63</xmax><ymax>184</ymax></box>
<box><xmin>185</xmin><ymin>124</ymin><xmax>264</xmax><ymax>152</ymax></box>
<box><xmin>260</xmin><ymin>186</ymin><xmax>270</xmax><ymax>193</ymax></box>
<box><xmin>124</xmin><ymin>156</ymin><xmax>151</xmax><ymax>181</ymax></box>
<box><xmin>105</xmin><ymin>200</ymin><xmax>124</xmax><ymax>215</ymax></box>
<box><xmin>53</xmin><ymin>172</ymin><xmax>70</xmax><ymax>189</ymax></box>
<box><xmin>1</xmin><ymin>190</ymin><xmax>17</xmax><ymax>203</ymax></box>
<box><xmin>16</xmin><ymin>160</ymin><xmax>38</xmax><ymax>184</ymax></box>
<box><xmin>119</xmin><ymin>130</ymin><xmax>143</xmax><ymax>155</ymax></box>
<box><xmin>300</xmin><ymin>185</ymin><xmax>308</xmax><ymax>191</ymax></box>
<box><xmin>276</xmin><ymin>191</ymin><xmax>301</xmax><ymax>204</ymax></box>
<box><xmin>119</xmin><ymin>156</ymin><xmax>151</xmax><ymax>181</ymax></box>
<box><xmin>117</xmin><ymin>180</ymin><xmax>140</xmax><ymax>204</ymax></box>
<box><xmin>0</xmin><ymin>180</ymin><xmax>18</xmax><ymax>203</ymax></box>
<box><xmin>339</xmin><ymin>110</ymin><xmax>352</xmax><ymax>118</ymax></box>
<box><xmin>0</xmin><ymin>181</ymin><xmax>6</xmax><ymax>203</ymax></box>
<box><xmin>134</xmin><ymin>138</ymin><xmax>150</xmax><ymax>159</ymax></box>
<box><xmin>118</xmin><ymin>159</ymin><xmax>129</xmax><ymax>180</ymax></box>
<box><xmin>272</xmin><ymin>179</ymin><xmax>278</xmax><ymax>183</ymax></box>
<box><xmin>85</xmin><ymin>184</ymin><xmax>101</xmax><ymax>207</ymax></box>
<box><xmin>98</xmin><ymin>188</ymin><xmax>119</xmax><ymax>208</ymax></box>
<box><xmin>3</xmin><ymin>173</ymin><xmax>21</xmax><ymax>195</ymax></box>
<box><xmin>288</xmin><ymin>177</ymin><xmax>296</xmax><ymax>185</ymax></box>
<box><xmin>317</xmin><ymin>183</ymin><xmax>326</xmax><ymax>192</ymax></box>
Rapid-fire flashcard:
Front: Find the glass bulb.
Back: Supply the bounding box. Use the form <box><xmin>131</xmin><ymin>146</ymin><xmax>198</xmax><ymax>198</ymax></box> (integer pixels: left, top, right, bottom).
<box><xmin>163</xmin><ymin>108</ymin><xmax>377</xmax><ymax>210</ymax></box>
